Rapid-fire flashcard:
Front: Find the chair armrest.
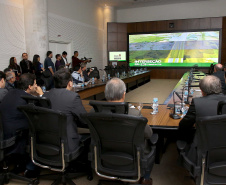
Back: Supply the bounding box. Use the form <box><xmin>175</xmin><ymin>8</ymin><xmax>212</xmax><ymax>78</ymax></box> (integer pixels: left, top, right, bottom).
<box><xmin>149</xmin><ymin>133</ymin><xmax>158</xmax><ymax>145</ymax></box>
<box><xmin>176</xmin><ymin>140</ymin><xmax>187</xmax><ymax>152</ymax></box>
<box><xmin>0</xmin><ymin>136</ymin><xmax>17</xmax><ymax>149</ymax></box>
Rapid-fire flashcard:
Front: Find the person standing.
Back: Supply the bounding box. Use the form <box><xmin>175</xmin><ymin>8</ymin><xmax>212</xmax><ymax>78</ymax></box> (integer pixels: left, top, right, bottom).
<box><xmin>44</xmin><ymin>51</ymin><xmax>55</xmax><ymax>75</ymax></box>
<box><xmin>55</xmin><ymin>54</ymin><xmax>62</xmax><ymax>71</ymax></box>
<box><xmin>72</xmin><ymin>51</ymin><xmax>90</xmax><ymax>69</ymax></box>
<box><xmin>8</xmin><ymin>57</ymin><xmax>21</xmax><ymax>79</ymax></box>
<box><xmin>20</xmin><ymin>53</ymin><xmax>34</xmax><ymax>74</ymax></box>
<box><xmin>61</xmin><ymin>51</ymin><xmax>70</xmax><ymax>68</ymax></box>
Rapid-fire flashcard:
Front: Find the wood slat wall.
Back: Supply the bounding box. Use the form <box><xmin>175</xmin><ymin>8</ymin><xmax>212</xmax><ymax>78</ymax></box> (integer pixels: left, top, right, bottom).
<box><xmin>107</xmin><ymin>17</ymin><xmax>224</xmax><ymax>79</ymax></box>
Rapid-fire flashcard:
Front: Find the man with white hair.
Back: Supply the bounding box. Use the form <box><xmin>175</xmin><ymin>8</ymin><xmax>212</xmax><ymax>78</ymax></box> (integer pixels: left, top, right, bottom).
<box><xmin>105</xmin><ymin>78</ymin><xmax>153</xmax><ymax>185</ymax></box>
<box><xmin>5</xmin><ymin>71</ymin><xmax>16</xmax><ymax>91</ymax></box>
<box><xmin>179</xmin><ymin>75</ymin><xmax>226</xmax><ymax>163</ymax></box>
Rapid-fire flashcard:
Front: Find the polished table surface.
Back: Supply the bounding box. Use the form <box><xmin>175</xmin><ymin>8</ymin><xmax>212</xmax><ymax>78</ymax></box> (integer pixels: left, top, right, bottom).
<box><xmin>82</xmin><ymin>71</ymin><xmax>206</xmax><ymax>129</ymax></box>
<box><xmin>74</xmin><ymin>70</ymin><xmax>151</xmax><ymax>99</ymax></box>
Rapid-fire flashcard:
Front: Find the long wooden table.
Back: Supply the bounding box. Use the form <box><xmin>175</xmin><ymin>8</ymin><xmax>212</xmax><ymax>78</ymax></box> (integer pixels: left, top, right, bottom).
<box><xmin>74</xmin><ymin>70</ymin><xmax>151</xmax><ymax>99</ymax></box>
<box><xmin>81</xmin><ymin>71</ymin><xmax>206</xmax><ymax>163</ymax></box>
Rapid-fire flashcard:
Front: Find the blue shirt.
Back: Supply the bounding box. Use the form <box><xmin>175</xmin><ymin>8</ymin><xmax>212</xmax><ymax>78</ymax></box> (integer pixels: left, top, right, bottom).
<box><xmin>44</xmin><ymin>57</ymin><xmax>55</xmax><ymax>73</ymax></box>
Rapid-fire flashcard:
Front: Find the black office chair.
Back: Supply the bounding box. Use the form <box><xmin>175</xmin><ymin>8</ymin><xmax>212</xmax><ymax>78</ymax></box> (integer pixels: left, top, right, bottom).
<box><xmin>81</xmin><ymin>113</ymin><xmax>156</xmax><ymax>185</ymax></box>
<box><xmin>21</xmin><ymin>96</ymin><xmax>51</xmax><ymax>109</ymax></box>
<box><xmin>0</xmin><ymin>113</ymin><xmax>37</xmax><ymax>185</ymax></box>
<box><xmin>19</xmin><ymin>104</ymin><xmax>92</xmax><ymax>185</ymax></box>
<box><xmin>177</xmin><ymin>102</ymin><xmax>226</xmax><ymax>185</ymax></box>
<box><xmin>89</xmin><ymin>101</ymin><xmax>129</xmax><ymax>114</ymax></box>
<box><xmin>89</xmin><ymin>67</ymin><xmax>100</xmax><ymax>79</ymax></box>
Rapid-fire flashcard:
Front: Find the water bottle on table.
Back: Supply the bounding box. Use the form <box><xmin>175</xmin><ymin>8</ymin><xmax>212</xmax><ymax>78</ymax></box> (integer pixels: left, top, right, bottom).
<box><xmin>151</xmin><ymin>98</ymin><xmax>159</xmax><ymax>114</ymax></box>
<box><xmin>92</xmin><ymin>77</ymin><xmax>95</xmax><ymax>85</ymax></box>
<box><xmin>41</xmin><ymin>86</ymin><xmax>46</xmax><ymax>92</ymax></box>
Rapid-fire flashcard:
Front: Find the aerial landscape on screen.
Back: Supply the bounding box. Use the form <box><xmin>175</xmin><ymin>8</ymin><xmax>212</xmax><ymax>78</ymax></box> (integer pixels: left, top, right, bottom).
<box><xmin>129</xmin><ymin>31</ymin><xmax>219</xmax><ymax>67</ymax></box>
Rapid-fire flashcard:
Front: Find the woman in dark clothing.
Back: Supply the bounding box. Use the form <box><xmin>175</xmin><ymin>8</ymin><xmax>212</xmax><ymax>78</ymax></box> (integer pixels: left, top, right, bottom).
<box><xmin>8</xmin><ymin>57</ymin><xmax>21</xmax><ymax>79</ymax></box>
<box><xmin>33</xmin><ymin>54</ymin><xmax>44</xmax><ymax>86</ymax></box>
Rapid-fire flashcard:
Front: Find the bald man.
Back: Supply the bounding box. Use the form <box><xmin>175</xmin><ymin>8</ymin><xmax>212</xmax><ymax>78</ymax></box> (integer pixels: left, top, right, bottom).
<box><xmin>212</xmin><ymin>64</ymin><xmax>226</xmax><ymax>93</ymax></box>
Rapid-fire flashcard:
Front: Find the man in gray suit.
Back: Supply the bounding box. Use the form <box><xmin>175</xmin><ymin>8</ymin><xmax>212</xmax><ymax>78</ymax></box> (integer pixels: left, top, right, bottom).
<box><xmin>43</xmin><ymin>68</ymin><xmax>87</xmax><ymax>152</ymax></box>
<box><xmin>0</xmin><ymin>71</ymin><xmax>7</xmax><ymax>103</ymax></box>
<box><xmin>105</xmin><ymin>78</ymin><xmax>153</xmax><ymax>185</ymax></box>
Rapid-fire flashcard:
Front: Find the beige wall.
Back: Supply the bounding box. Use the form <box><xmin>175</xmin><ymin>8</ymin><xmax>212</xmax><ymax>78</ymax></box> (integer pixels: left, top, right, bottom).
<box><xmin>117</xmin><ymin>0</ymin><xmax>226</xmax><ymax>23</ymax></box>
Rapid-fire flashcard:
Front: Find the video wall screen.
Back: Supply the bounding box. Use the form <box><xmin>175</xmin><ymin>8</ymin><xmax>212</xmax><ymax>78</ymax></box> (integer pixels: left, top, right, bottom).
<box><xmin>129</xmin><ymin>31</ymin><xmax>220</xmax><ymax>67</ymax></box>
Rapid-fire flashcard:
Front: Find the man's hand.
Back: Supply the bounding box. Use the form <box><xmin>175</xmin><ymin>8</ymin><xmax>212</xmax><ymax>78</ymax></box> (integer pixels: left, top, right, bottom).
<box><xmin>36</xmin><ymin>86</ymin><xmax>44</xmax><ymax>96</ymax></box>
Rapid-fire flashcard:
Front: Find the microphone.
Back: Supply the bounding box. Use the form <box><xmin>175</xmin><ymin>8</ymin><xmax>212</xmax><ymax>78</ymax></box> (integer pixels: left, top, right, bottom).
<box><xmin>170</xmin><ymin>91</ymin><xmax>181</xmax><ymax>120</ymax></box>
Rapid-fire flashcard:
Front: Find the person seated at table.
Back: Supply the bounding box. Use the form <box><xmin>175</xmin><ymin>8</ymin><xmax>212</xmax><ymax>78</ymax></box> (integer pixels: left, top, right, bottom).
<box><xmin>0</xmin><ymin>71</ymin><xmax>8</xmax><ymax>103</ymax></box>
<box><xmin>104</xmin><ymin>78</ymin><xmax>153</xmax><ymax>185</ymax></box>
<box><xmin>0</xmin><ymin>73</ymin><xmax>43</xmax><ymax>177</ymax></box>
<box><xmin>178</xmin><ymin>75</ymin><xmax>226</xmax><ymax>163</ymax></box>
<box><xmin>80</xmin><ymin>63</ymin><xmax>90</xmax><ymax>82</ymax></box>
<box><xmin>72</xmin><ymin>65</ymin><xmax>84</xmax><ymax>84</ymax></box>
<box><xmin>43</xmin><ymin>69</ymin><xmax>87</xmax><ymax>152</ymax></box>
<box><xmin>212</xmin><ymin>64</ymin><xmax>226</xmax><ymax>93</ymax></box>
<box><xmin>5</xmin><ymin>71</ymin><xmax>16</xmax><ymax>91</ymax></box>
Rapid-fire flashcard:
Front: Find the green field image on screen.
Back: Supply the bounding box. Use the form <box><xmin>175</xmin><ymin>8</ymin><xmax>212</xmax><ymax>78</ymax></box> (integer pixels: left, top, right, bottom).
<box><xmin>129</xmin><ymin>31</ymin><xmax>219</xmax><ymax>67</ymax></box>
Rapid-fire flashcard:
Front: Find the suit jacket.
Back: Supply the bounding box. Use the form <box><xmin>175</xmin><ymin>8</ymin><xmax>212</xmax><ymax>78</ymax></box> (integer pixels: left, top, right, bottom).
<box><xmin>5</xmin><ymin>82</ymin><xmax>15</xmax><ymax>91</ymax></box>
<box><xmin>213</xmin><ymin>71</ymin><xmax>226</xmax><ymax>91</ymax></box>
<box><xmin>43</xmin><ymin>88</ymin><xmax>87</xmax><ymax>152</ymax></box>
<box><xmin>60</xmin><ymin>58</ymin><xmax>66</xmax><ymax>67</ymax></box>
<box><xmin>0</xmin><ymin>88</ymin><xmax>8</xmax><ymax>103</ymax></box>
<box><xmin>179</xmin><ymin>93</ymin><xmax>226</xmax><ymax>143</ymax></box>
<box><xmin>0</xmin><ymin>89</ymin><xmax>31</xmax><ymax>154</ymax></box>
<box><xmin>20</xmin><ymin>60</ymin><xmax>34</xmax><ymax>74</ymax></box>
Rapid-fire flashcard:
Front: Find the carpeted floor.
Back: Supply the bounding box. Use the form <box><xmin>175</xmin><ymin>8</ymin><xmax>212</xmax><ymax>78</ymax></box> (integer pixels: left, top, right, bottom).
<box><xmin>125</xmin><ymin>79</ymin><xmax>178</xmax><ymax>104</ymax></box>
<box><xmin>9</xmin><ymin>79</ymin><xmax>196</xmax><ymax>185</ymax></box>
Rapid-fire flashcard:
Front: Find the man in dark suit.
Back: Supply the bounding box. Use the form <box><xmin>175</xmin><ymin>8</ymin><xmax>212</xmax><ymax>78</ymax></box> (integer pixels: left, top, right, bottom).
<box><xmin>0</xmin><ymin>71</ymin><xmax>8</xmax><ymax>103</ymax></box>
<box><xmin>5</xmin><ymin>71</ymin><xmax>16</xmax><ymax>91</ymax></box>
<box><xmin>43</xmin><ymin>68</ymin><xmax>87</xmax><ymax>152</ymax></box>
<box><xmin>104</xmin><ymin>78</ymin><xmax>153</xmax><ymax>185</ymax></box>
<box><xmin>212</xmin><ymin>64</ymin><xmax>226</xmax><ymax>93</ymax></box>
<box><xmin>61</xmin><ymin>51</ymin><xmax>70</xmax><ymax>68</ymax></box>
<box><xmin>0</xmin><ymin>73</ymin><xmax>43</xmax><ymax>153</ymax></box>
<box><xmin>20</xmin><ymin>53</ymin><xmax>34</xmax><ymax>74</ymax></box>
<box><xmin>179</xmin><ymin>75</ymin><xmax>226</xmax><ymax>163</ymax></box>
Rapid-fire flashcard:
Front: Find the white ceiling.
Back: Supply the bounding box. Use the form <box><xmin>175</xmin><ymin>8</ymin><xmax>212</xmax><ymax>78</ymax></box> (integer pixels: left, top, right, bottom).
<box><xmin>95</xmin><ymin>0</ymin><xmax>212</xmax><ymax>9</ymax></box>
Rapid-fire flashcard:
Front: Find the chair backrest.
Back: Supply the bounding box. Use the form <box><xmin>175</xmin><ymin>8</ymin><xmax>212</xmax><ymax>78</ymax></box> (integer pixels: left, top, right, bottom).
<box><xmin>89</xmin><ymin>67</ymin><xmax>100</xmax><ymax>79</ymax></box>
<box><xmin>21</xmin><ymin>96</ymin><xmax>52</xmax><ymax>109</ymax></box>
<box><xmin>18</xmin><ymin>104</ymin><xmax>72</xmax><ymax>171</ymax></box>
<box><xmin>196</xmin><ymin>114</ymin><xmax>226</xmax><ymax>178</ymax></box>
<box><xmin>89</xmin><ymin>101</ymin><xmax>129</xmax><ymax>114</ymax></box>
<box><xmin>80</xmin><ymin>113</ymin><xmax>147</xmax><ymax>178</ymax></box>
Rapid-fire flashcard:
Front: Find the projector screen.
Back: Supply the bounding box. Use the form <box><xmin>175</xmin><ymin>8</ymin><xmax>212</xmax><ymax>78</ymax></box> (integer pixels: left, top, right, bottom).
<box><xmin>109</xmin><ymin>51</ymin><xmax>127</xmax><ymax>62</ymax></box>
<box><xmin>129</xmin><ymin>31</ymin><xmax>220</xmax><ymax>67</ymax></box>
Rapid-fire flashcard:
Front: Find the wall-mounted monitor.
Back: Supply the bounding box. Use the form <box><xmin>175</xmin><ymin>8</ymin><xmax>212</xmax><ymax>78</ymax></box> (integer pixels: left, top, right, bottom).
<box><xmin>128</xmin><ymin>31</ymin><xmax>220</xmax><ymax>67</ymax></box>
<box><xmin>109</xmin><ymin>51</ymin><xmax>127</xmax><ymax>62</ymax></box>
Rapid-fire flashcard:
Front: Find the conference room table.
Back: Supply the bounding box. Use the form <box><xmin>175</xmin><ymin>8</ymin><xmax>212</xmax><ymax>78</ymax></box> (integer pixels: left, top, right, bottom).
<box><xmin>81</xmin><ymin>70</ymin><xmax>206</xmax><ymax>163</ymax></box>
<box><xmin>73</xmin><ymin>70</ymin><xmax>151</xmax><ymax>99</ymax></box>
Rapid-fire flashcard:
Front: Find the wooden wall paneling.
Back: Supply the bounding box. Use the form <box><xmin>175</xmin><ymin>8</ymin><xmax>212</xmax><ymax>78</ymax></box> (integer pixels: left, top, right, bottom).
<box><xmin>127</xmin><ymin>23</ymin><xmax>137</xmax><ymax>33</ymax></box>
<box><xmin>117</xmin><ymin>41</ymin><xmax>127</xmax><ymax>51</ymax></box>
<box><xmin>117</xmin><ymin>23</ymin><xmax>127</xmax><ymax>33</ymax></box>
<box><xmin>187</xmin><ymin>18</ymin><xmax>200</xmax><ymax>30</ymax></box>
<box><xmin>136</xmin><ymin>22</ymin><xmax>146</xmax><ymax>33</ymax></box>
<box><xmin>211</xmin><ymin>17</ymin><xmax>222</xmax><ymax>29</ymax></box>
<box><xmin>220</xmin><ymin>17</ymin><xmax>226</xmax><ymax>65</ymax></box>
<box><xmin>145</xmin><ymin>21</ymin><xmax>157</xmax><ymax>32</ymax></box>
<box><xmin>108</xmin><ymin>23</ymin><xmax>118</xmax><ymax>32</ymax></box>
<box><xmin>108</xmin><ymin>33</ymin><xmax>117</xmax><ymax>42</ymax></box>
<box><xmin>199</xmin><ymin>18</ymin><xmax>211</xmax><ymax>29</ymax></box>
<box><xmin>108</xmin><ymin>41</ymin><xmax>117</xmax><ymax>51</ymax></box>
<box><xmin>117</xmin><ymin>33</ymin><xmax>127</xmax><ymax>42</ymax></box>
<box><xmin>156</xmin><ymin>21</ymin><xmax>167</xmax><ymax>32</ymax></box>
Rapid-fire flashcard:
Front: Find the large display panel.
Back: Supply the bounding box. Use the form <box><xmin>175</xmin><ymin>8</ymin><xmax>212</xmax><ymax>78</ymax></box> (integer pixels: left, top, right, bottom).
<box><xmin>109</xmin><ymin>51</ymin><xmax>127</xmax><ymax>62</ymax></box>
<box><xmin>129</xmin><ymin>31</ymin><xmax>220</xmax><ymax>67</ymax></box>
